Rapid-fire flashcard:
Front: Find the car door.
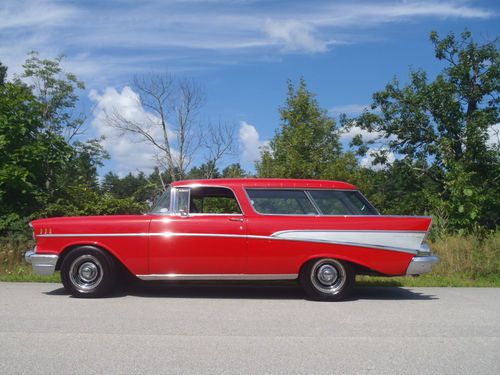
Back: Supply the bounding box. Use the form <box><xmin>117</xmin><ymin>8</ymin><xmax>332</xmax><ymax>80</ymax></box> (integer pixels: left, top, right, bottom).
<box><xmin>148</xmin><ymin>186</ymin><xmax>247</xmax><ymax>276</ymax></box>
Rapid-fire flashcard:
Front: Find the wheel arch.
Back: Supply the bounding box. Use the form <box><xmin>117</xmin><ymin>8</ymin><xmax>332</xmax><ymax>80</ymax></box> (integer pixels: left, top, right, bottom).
<box><xmin>298</xmin><ymin>254</ymin><xmax>370</xmax><ymax>276</ymax></box>
<box><xmin>56</xmin><ymin>243</ymin><xmax>133</xmax><ymax>277</ymax></box>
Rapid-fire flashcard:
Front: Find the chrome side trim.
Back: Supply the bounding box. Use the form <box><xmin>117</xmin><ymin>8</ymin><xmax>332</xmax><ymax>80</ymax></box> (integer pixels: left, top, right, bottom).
<box><xmin>406</xmin><ymin>256</ymin><xmax>439</xmax><ymax>275</ymax></box>
<box><xmin>24</xmin><ymin>250</ymin><xmax>58</xmax><ymax>276</ymax></box>
<box><xmin>38</xmin><ymin>233</ymin><xmax>150</xmax><ymax>238</ymax></box>
<box><xmin>272</xmin><ymin>229</ymin><xmax>427</xmax><ymax>235</ymax></box>
<box><xmin>36</xmin><ymin>231</ymin><xmax>423</xmax><ymax>254</ymax></box>
<box><xmin>137</xmin><ymin>273</ymin><xmax>298</xmax><ymax>281</ymax></box>
<box><xmin>37</xmin><ymin>230</ymin><xmax>426</xmax><ymax>237</ymax></box>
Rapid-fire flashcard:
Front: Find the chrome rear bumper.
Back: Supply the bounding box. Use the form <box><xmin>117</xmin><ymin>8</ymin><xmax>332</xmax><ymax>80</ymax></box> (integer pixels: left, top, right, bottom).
<box><xmin>406</xmin><ymin>255</ymin><xmax>439</xmax><ymax>275</ymax></box>
<box><xmin>25</xmin><ymin>250</ymin><xmax>58</xmax><ymax>276</ymax></box>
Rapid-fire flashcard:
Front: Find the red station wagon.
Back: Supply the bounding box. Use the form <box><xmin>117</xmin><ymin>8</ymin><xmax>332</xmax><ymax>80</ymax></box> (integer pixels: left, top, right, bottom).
<box><xmin>25</xmin><ymin>178</ymin><xmax>438</xmax><ymax>301</ymax></box>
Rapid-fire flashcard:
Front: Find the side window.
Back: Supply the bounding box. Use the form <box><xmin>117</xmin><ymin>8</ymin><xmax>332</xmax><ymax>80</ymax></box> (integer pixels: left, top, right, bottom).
<box><xmin>246</xmin><ymin>189</ymin><xmax>317</xmax><ymax>215</ymax></box>
<box><xmin>189</xmin><ymin>187</ymin><xmax>242</xmax><ymax>214</ymax></box>
<box><xmin>307</xmin><ymin>190</ymin><xmax>378</xmax><ymax>215</ymax></box>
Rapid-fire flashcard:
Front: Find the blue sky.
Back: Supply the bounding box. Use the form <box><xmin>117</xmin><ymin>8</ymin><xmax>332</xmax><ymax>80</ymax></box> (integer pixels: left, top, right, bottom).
<box><xmin>2</xmin><ymin>0</ymin><xmax>499</xmax><ymax>175</ymax></box>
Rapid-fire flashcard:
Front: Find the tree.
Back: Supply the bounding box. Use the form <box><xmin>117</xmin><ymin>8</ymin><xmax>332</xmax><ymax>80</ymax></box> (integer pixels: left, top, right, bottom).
<box><xmin>105</xmin><ymin>74</ymin><xmax>235</xmax><ymax>181</ymax></box>
<box><xmin>355</xmin><ymin>30</ymin><xmax>499</xmax><ymax>230</ymax></box>
<box><xmin>0</xmin><ymin>70</ymin><xmax>72</xmax><ymax>225</ymax></box>
<box><xmin>22</xmin><ymin>51</ymin><xmax>86</xmax><ymax>141</ymax></box>
<box><xmin>257</xmin><ymin>78</ymin><xmax>342</xmax><ymax>178</ymax></box>
<box><xmin>21</xmin><ymin>52</ymin><xmax>107</xmax><ymax>195</ymax></box>
<box><xmin>0</xmin><ymin>62</ymin><xmax>7</xmax><ymax>85</ymax></box>
<box><xmin>222</xmin><ymin>163</ymin><xmax>248</xmax><ymax>178</ymax></box>
<box><xmin>201</xmin><ymin>122</ymin><xmax>236</xmax><ymax>179</ymax></box>
<box><xmin>0</xmin><ymin>55</ymin><xmax>130</xmax><ymax>235</ymax></box>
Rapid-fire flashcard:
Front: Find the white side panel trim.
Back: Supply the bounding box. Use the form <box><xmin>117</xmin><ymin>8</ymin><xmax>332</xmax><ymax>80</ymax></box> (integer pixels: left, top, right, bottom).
<box><xmin>271</xmin><ymin>230</ymin><xmax>426</xmax><ymax>252</ymax></box>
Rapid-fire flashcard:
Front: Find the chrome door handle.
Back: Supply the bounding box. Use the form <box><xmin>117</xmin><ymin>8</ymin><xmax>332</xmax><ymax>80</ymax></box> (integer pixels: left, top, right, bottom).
<box><xmin>228</xmin><ymin>217</ymin><xmax>244</xmax><ymax>222</ymax></box>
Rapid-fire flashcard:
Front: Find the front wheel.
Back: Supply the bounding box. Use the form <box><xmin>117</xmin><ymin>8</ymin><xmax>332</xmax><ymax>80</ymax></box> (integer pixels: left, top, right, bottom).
<box><xmin>299</xmin><ymin>258</ymin><xmax>355</xmax><ymax>301</ymax></box>
<box><xmin>61</xmin><ymin>246</ymin><xmax>116</xmax><ymax>298</ymax></box>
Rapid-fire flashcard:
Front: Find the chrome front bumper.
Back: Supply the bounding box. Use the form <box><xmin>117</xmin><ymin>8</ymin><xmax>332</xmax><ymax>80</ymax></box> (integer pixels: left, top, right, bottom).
<box><xmin>406</xmin><ymin>255</ymin><xmax>439</xmax><ymax>276</ymax></box>
<box><xmin>25</xmin><ymin>250</ymin><xmax>58</xmax><ymax>276</ymax></box>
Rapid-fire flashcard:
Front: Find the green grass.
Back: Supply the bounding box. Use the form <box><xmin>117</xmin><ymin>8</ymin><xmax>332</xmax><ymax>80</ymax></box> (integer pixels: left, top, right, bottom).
<box><xmin>1</xmin><ymin>231</ymin><xmax>499</xmax><ymax>287</ymax></box>
<box><xmin>356</xmin><ymin>274</ymin><xmax>500</xmax><ymax>287</ymax></box>
<box><xmin>0</xmin><ymin>264</ymin><xmax>60</xmax><ymax>282</ymax></box>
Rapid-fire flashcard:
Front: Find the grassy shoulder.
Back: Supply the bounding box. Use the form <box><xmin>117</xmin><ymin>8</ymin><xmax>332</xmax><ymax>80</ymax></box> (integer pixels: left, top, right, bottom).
<box><xmin>1</xmin><ymin>231</ymin><xmax>498</xmax><ymax>287</ymax></box>
<box><xmin>0</xmin><ymin>264</ymin><xmax>60</xmax><ymax>282</ymax></box>
<box><xmin>356</xmin><ymin>274</ymin><xmax>500</xmax><ymax>287</ymax></box>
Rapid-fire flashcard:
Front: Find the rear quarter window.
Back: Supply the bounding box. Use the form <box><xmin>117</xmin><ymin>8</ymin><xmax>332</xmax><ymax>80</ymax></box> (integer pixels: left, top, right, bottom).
<box><xmin>307</xmin><ymin>190</ymin><xmax>378</xmax><ymax>215</ymax></box>
<box><xmin>246</xmin><ymin>189</ymin><xmax>317</xmax><ymax>215</ymax></box>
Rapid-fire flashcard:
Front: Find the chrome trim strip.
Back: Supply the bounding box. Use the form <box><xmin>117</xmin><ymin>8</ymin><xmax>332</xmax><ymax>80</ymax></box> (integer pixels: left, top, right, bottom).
<box><xmin>37</xmin><ymin>231</ymin><xmax>423</xmax><ymax>254</ymax></box>
<box><xmin>136</xmin><ymin>273</ymin><xmax>298</xmax><ymax>281</ymax></box>
<box><xmin>38</xmin><ymin>233</ymin><xmax>150</xmax><ymax>237</ymax></box>
<box><xmin>24</xmin><ymin>250</ymin><xmax>58</xmax><ymax>276</ymax></box>
<box><xmin>272</xmin><ymin>229</ymin><xmax>427</xmax><ymax>235</ymax></box>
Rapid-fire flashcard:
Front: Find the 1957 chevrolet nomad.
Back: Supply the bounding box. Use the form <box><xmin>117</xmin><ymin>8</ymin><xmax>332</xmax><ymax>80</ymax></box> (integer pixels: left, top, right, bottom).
<box><xmin>25</xmin><ymin>178</ymin><xmax>438</xmax><ymax>300</ymax></box>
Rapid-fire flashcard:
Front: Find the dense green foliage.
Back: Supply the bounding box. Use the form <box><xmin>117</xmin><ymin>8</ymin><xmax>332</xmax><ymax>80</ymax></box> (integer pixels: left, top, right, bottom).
<box><xmin>353</xmin><ymin>30</ymin><xmax>499</xmax><ymax>231</ymax></box>
<box><xmin>257</xmin><ymin>30</ymin><xmax>499</xmax><ymax>234</ymax></box>
<box><xmin>0</xmin><ymin>56</ymin><xmax>147</xmax><ymax>237</ymax></box>
<box><xmin>257</xmin><ymin>78</ymin><xmax>342</xmax><ymax>178</ymax></box>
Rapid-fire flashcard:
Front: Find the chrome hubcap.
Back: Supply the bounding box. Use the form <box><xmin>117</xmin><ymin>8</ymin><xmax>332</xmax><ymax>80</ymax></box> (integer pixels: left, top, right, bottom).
<box><xmin>79</xmin><ymin>262</ymin><xmax>98</xmax><ymax>283</ymax></box>
<box><xmin>69</xmin><ymin>255</ymin><xmax>103</xmax><ymax>292</ymax></box>
<box><xmin>317</xmin><ymin>264</ymin><xmax>338</xmax><ymax>286</ymax></box>
<box><xmin>310</xmin><ymin>259</ymin><xmax>346</xmax><ymax>295</ymax></box>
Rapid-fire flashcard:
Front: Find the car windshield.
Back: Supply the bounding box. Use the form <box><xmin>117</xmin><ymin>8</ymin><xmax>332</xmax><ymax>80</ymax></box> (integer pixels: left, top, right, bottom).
<box><xmin>150</xmin><ymin>187</ymin><xmax>171</xmax><ymax>214</ymax></box>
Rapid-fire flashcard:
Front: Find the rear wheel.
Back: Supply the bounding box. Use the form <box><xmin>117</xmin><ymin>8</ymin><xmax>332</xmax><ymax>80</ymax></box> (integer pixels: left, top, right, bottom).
<box><xmin>61</xmin><ymin>246</ymin><xmax>116</xmax><ymax>298</ymax></box>
<box><xmin>299</xmin><ymin>258</ymin><xmax>355</xmax><ymax>301</ymax></box>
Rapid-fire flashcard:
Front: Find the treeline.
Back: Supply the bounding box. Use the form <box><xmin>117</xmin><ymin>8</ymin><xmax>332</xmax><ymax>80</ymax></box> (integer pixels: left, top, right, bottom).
<box><xmin>0</xmin><ymin>30</ymin><xmax>498</xmax><ymax>239</ymax></box>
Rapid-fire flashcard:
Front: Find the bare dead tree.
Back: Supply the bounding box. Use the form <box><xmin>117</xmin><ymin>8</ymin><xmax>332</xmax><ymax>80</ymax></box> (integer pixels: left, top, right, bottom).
<box><xmin>201</xmin><ymin>121</ymin><xmax>237</xmax><ymax>179</ymax></box>
<box><xmin>104</xmin><ymin>73</ymin><xmax>205</xmax><ymax>181</ymax></box>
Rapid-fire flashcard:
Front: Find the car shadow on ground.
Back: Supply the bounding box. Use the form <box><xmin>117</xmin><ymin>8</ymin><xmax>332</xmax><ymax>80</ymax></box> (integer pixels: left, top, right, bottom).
<box><xmin>45</xmin><ymin>281</ymin><xmax>438</xmax><ymax>301</ymax></box>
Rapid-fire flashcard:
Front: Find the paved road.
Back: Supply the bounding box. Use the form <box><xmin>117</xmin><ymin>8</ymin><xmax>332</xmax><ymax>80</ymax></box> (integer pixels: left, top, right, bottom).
<box><xmin>0</xmin><ymin>282</ymin><xmax>499</xmax><ymax>374</ymax></box>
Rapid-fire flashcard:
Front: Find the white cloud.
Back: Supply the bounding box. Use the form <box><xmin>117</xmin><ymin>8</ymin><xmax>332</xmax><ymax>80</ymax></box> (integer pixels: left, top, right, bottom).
<box><xmin>89</xmin><ymin>86</ymin><xmax>168</xmax><ymax>176</ymax></box>
<box><xmin>0</xmin><ymin>0</ymin><xmax>79</xmax><ymax>30</ymax></box>
<box><xmin>264</xmin><ymin>19</ymin><xmax>328</xmax><ymax>53</ymax></box>
<box><xmin>0</xmin><ymin>0</ymin><xmax>494</xmax><ymax>80</ymax></box>
<box><xmin>239</xmin><ymin>121</ymin><xmax>267</xmax><ymax>164</ymax></box>
<box><xmin>360</xmin><ymin>147</ymin><xmax>396</xmax><ymax>171</ymax></box>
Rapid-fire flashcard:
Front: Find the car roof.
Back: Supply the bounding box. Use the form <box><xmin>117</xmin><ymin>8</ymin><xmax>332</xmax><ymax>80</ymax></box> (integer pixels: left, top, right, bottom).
<box><xmin>171</xmin><ymin>178</ymin><xmax>357</xmax><ymax>190</ymax></box>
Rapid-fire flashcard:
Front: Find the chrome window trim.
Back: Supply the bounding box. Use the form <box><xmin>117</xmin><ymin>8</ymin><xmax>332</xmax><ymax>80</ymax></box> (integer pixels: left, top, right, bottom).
<box><xmin>187</xmin><ymin>213</ymin><xmax>244</xmax><ymax>217</ymax></box>
<box><xmin>304</xmin><ymin>190</ymin><xmax>323</xmax><ymax>215</ymax></box>
<box><xmin>172</xmin><ymin>186</ymin><xmax>190</xmax><ymax>214</ymax></box>
<box><xmin>244</xmin><ymin>187</ymin><xmax>383</xmax><ymax>217</ymax></box>
<box><xmin>171</xmin><ymin>184</ymin><xmax>245</xmax><ymax>216</ymax></box>
<box><xmin>356</xmin><ymin>191</ymin><xmax>380</xmax><ymax>215</ymax></box>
